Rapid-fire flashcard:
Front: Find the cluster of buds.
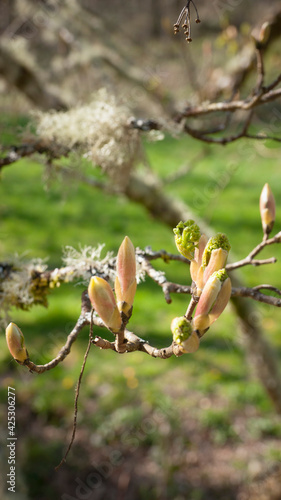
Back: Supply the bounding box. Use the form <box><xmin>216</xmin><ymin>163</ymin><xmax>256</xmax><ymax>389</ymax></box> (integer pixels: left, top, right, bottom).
<box><xmin>174</xmin><ymin>220</ymin><xmax>231</xmax><ymax>297</ymax></box>
<box><xmin>88</xmin><ymin>236</ymin><xmax>137</xmax><ymax>333</ymax></box>
<box><xmin>172</xmin><ymin>220</ymin><xmax>232</xmax><ymax>353</ymax></box>
<box><xmin>6</xmin><ymin>322</ymin><xmax>29</xmax><ymax>365</ymax></box>
<box><xmin>260</xmin><ymin>183</ymin><xmax>276</xmax><ymax>238</ymax></box>
<box><xmin>174</xmin><ymin>0</ymin><xmax>201</xmax><ymax>43</ymax></box>
<box><xmin>191</xmin><ymin>232</ymin><xmax>231</xmax><ymax>297</ymax></box>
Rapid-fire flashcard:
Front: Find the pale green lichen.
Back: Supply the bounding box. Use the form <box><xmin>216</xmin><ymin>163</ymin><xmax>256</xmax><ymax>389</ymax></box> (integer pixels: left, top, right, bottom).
<box><xmin>34</xmin><ymin>90</ymin><xmax>142</xmax><ymax>190</ymax></box>
<box><xmin>0</xmin><ymin>244</ymin><xmax>146</xmax><ymax>328</ymax></box>
<box><xmin>0</xmin><ymin>256</ymin><xmax>49</xmax><ymax>328</ymax></box>
<box><xmin>173</xmin><ymin>220</ymin><xmax>201</xmax><ymax>260</ymax></box>
<box><xmin>202</xmin><ymin>233</ymin><xmax>231</xmax><ymax>268</ymax></box>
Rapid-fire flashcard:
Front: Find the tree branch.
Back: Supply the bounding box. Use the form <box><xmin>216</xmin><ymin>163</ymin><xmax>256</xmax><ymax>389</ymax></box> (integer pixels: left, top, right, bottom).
<box><xmin>227</xmin><ymin>232</ymin><xmax>281</xmax><ymax>271</ymax></box>
<box><xmin>24</xmin><ymin>314</ymin><xmax>88</xmax><ymax>373</ymax></box>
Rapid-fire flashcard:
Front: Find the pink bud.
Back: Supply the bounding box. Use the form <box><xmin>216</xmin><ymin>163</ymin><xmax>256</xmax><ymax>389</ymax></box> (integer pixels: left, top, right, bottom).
<box><xmin>209</xmin><ymin>277</ymin><xmax>231</xmax><ymax>324</ymax></box>
<box><xmin>190</xmin><ymin>234</ymin><xmax>208</xmax><ymax>293</ymax></box>
<box><xmin>115</xmin><ymin>236</ymin><xmax>137</xmax><ymax>312</ymax></box>
<box><xmin>6</xmin><ymin>322</ymin><xmax>29</xmax><ymax>364</ymax></box>
<box><xmin>203</xmin><ymin>248</ymin><xmax>228</xmax><ymax>284</ymax></box>
<box><xmin>193</xmin><ymin>270</ymin><xmax>231</xmax><ymax>334</ymax></box>
<box><xmin>260</xmin><ymin>183</ymin><xmax>276</xmax><ymax>235</ymax></box>
<box><xmin>194</xmin><ymin>274</ymin><xmax>222</xmax><ymax>318</ymax></box>
<box><xmin>88</xmin><ymin>277</ymin><xmax>122</xmax><ymax>332</ymax></box>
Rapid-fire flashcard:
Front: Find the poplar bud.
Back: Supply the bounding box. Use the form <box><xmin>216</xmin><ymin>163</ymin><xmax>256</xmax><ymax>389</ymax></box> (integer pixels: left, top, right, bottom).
<box><xmin>171</xmin><ymin>316</ymin><xmax>200</xmax><ymax>353</ymax></box>
<box><xmin>6</xmin><ymin>322</ymin><xmax>29</xmax><ymax>364</ymax></box>
<box><xmin>88</xmin><ymin>277</ymin><xmax>122</xmax><ymax>332</ymax></box>
<box><xmin>115</xmin><ymin>236</ymin><xmax>137</xmax><ymax>316</ymax></box>
<box><xmin>193</xmin><ymin>270</ymin><xmax>231</xmax><ymax>335</ymax></box>
<box><xmin>173</xmin><ymin>220</ymin><xmax>201</xmax><ymax>260</ymax></box>
<box><xmin>260</xmin><ymin>183</ymin><xmax>276</xmax><ymax>236</ymax></box>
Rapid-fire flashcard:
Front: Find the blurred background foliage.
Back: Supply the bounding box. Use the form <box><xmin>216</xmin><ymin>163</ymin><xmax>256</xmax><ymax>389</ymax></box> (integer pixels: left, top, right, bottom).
<box><xmin>0</xmin><ymin>1</ymin><xmax>281</xmax><ymax>499</ymax></box>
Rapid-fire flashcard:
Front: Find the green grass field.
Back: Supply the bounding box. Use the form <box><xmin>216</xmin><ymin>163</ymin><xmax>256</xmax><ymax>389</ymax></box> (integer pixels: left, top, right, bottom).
<box><xmin>1</xmin><ymin>113</ymin><xmax>281</xmax><ymax>498</ymax></box>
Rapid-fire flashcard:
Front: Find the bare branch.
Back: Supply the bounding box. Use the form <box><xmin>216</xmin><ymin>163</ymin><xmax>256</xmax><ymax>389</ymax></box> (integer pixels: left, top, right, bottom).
<box><xmin>139</xmin><ymin>247</ymin><xmax>190</xmax><ymax>264</ymax></box>
<box><xmin>55</xmin><ymin>310</ymin><xmax>94</xmax><ymax>470</ymax></box>
<box><xmin>231</xmin><ymin>287</ymin><xmax>281</xmax><ymax>307</ymax></box>
<box><xmin>24</xmin><ymin>314</ymin><xmax>88</xmax><ymax>374</ymax></box>
<box><xmin>227</xmin><ymin>232</ymin><xmax>281</xmax><ymax>271</ymax></box>
<box><xmin>252</xmin><ymin>284</ymin><xmax>281</xmax><ymax>295</ymax></box>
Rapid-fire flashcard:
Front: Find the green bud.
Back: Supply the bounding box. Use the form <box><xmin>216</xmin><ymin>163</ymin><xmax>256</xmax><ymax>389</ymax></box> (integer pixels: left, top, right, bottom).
<box><xmin>171</xmin><ymin>316</ymin><xmax>193</xmax><ymax>344</ymax></box>
<box><xmin>173</xmin><ymin>220</ymin><xmax>201</xmax><ymax>260</ymax></box>
<box><xmin>212</xmin><ymin>269</ymin><xmax>228</xmax><ymax>282</ymax></box>
<box><xmin>171</xmin><ymin>316</ymin><xmax>199</xmax><ymax>353</ymax></box>
<box><xmin>202</xmin><ymin>233</ymin><xmax>231</xmax><ymax>268</ymax></box>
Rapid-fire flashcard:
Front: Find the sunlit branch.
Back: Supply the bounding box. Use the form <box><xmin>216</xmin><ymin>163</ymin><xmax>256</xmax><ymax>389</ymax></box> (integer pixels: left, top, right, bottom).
<box><xmin>227</xmin><ymin>232</ymin><xmax>281</xmax><ymax>271</ymax></box>
<box><xmin>231</xmin><ymin>287</ymin><xmax>281</xmax><ymax>307</ymax></box>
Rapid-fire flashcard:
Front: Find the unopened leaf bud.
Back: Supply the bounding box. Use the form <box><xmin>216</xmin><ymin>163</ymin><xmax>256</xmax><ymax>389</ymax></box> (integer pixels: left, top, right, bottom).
<box><xmin>251</xmin><ymin>22</ymin><xmax>271</xmax><ymax>49</ymax></box>
<box><xmin>88</xmin><ymin>277</ymin><xmax>122</xmax><ymax>332</ymax></box>
<box><xmin>171</xmin><ymin>316</ymin><xmax>200</xmax><ymax>353</ymax></box>
<box><xmin>195</xmin><ymin>273</ymin><xmax>222</xmax><ymax>318</ymax></box>
<box><xmin>193</xmin><ymin>270</ymin><xmax>231</xmax><ymax>334</ymax></box>
<box><xmin>209</xmin><ymin>275</ymin><xmax>232</xmax><ymax>324</ymax></box>
<box><xmin>190</xmin><ymin>233</ymin><xmax>208</xmax><ymax>295</ymax></box>
<box><xmin>202</xmin><ymin>234</ymin><xmax>231</xmax><ymax>269</ymax></box>
<box><xmin>259</xmin><ymin>22</ymin><xmax>271</xmax><ymax>45</ymax></box>
<box><xmin>6</xmin><ymin>322</ymin><xmax>29</xmax><ymax>364</ymax></box>
<box><xmin>260</xmin><ymin>183</ymin><xmax>275</xmax><ymax>235</ymax></box>
<box><xmin>173</xmin><ymin>220</ymin><xmax>201</xmax><ymax>260</ymax></box>
<box><xmin>115</xmin><ymin>236</ymin><xmax>137</xmax><ymax>315</ymax></box>
<box><xmin>203</xmin><ymin>248</ymin><xmax>229</xmax><ymax>284</ymax></box>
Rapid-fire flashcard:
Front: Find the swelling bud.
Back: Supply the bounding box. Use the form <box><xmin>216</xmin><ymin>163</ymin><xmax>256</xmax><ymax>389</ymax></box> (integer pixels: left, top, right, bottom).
<box><xmin>115</xmin><ymin>236</ymin><xmax>137</xmax><ymax>316</ymax></box>
<box><xmin>6</xmin><ymin>322</ymin><xmax>29</xmax><ymax>364</ymax></box>
<box><xmin>193</xmin><ymin>270</ymin><xmax>231</xmax><ymax>335</ymax></box>
<box><xmin>260</xmin><ymin>183</ymin><xmax>275</xmax><ymax>236</ymax></box>
<box><xmin>88</xmin><ymin>276</ymin><xmax>122</xmax><ymax>332</ymax></box>
<box><xmin>259</xmin><ymin>22</ymin><xmax>271</xmax><ymax>45</ymax></box>
<box><xmin>202</xmin><ymin>233</ymin><xmax>231</xmax><ymax>284</ymax></box>
<box><xmin>190</xmin><ymin>234</ymin><xmax>208</xmax><ymax>296</ymax></box>
<box><xmin>173</xmin><ymin>220</ymin><xmax>201</xmax><ymax>260</ymax></box>
<box><xmin>171</xmin><ymin>316</ymin><xmax>200</xmax><ymax>353</ymax></box>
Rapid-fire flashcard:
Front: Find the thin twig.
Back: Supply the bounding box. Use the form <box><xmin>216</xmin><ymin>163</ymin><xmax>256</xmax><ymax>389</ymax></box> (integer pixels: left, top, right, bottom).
<box><xmin>55</xmin><ymin>309</ymin><xmax>94</xmax><ymax>470</ymax></box>
<box><xmin>185</xmin><ymin>296</ymin><xmax>198</xmax><ymax>320</ymax></box>
<box><xmin>231</xmin><ymin>287</ymin><xmax>281</xmax><ymax>307</ymax></box>
<box><xmin>227</xmin><ymin>232</ymin><xmax>281</xmax><ymax>271</ymax></box>
<box><xmin>252</xmin><ymin>284</ymin><xmax>281</xmax><ymax>295</ymax></box>
<box><xmin>25</xmin><ymin>315</ymin><xmax>87</xmax><ymax>373</ymax></box>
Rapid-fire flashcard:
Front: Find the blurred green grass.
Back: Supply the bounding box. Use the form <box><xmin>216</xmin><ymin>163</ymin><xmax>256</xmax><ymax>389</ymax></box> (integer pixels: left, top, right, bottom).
<box><xmin>0</xmin><ymin>112</ymin><xmax>281</xmax><ymax>427</ymax></box>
